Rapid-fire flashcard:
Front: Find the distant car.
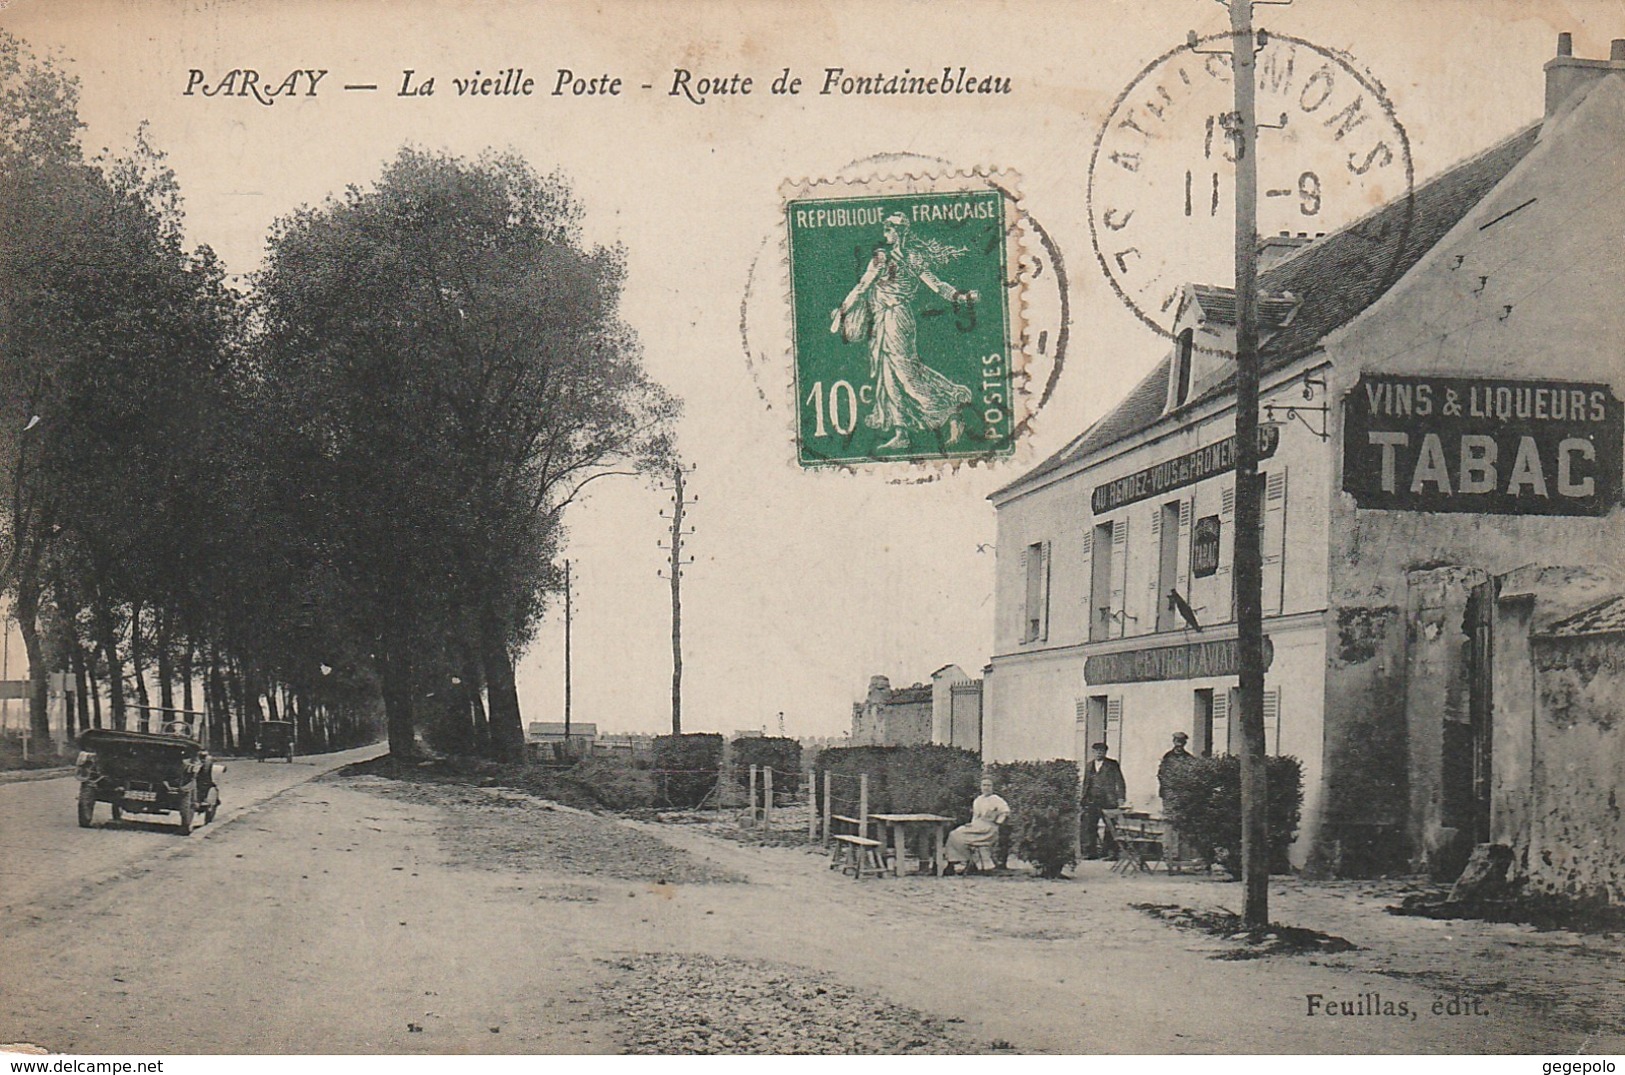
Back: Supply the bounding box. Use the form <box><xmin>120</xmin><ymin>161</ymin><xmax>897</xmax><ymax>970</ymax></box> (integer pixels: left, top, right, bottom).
<box><xmin>256</xmin><ymin>720</ymin><xmax>295</xmax><ymax>762</ymax></box>
<box><xmin>76</xmin><ymin>727</ymin><xmax>221</xmax><ymax>834</ymax></box>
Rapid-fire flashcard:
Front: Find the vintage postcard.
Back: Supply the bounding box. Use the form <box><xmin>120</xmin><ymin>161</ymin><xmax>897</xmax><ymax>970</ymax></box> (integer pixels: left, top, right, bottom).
<box><xmin>1</xmin><ymin>0</ymin><xmax>1621</xmax><ymax>1061</ymax></box>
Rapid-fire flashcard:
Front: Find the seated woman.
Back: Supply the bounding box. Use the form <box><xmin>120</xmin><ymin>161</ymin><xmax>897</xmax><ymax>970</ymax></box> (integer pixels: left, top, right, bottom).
<box><xmin>943</xmin><ymin>775</ymin><xmax>1009</xmax><ymax>876</ymax></box>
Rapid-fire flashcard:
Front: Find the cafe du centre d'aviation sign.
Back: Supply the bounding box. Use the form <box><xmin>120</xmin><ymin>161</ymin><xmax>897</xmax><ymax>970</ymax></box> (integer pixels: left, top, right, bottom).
<box><xmin>1343</xmin><ymin>373</ymin><xmax>1623</xmax><ymax>515</ymax></box>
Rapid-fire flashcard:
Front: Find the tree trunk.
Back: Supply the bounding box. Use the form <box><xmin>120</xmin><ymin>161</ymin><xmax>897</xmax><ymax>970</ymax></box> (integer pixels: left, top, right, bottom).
<box><xmin>479</xmin><ymin>606</ymin><xmax>525</xmax><ymax>762</ymax></box>
<box><xmin>93</xmin><ymin>597</ymin><xmax>127</xmax><ymax>730</ymax></box>
<box><xmin>12</xmin><ymin>574</ymin><xmax>52</xmax><ymax>746</ymax></box>
<box><xmin>129</xmin><ymin>600</ymin><xmax>152</xmax><ymax>728</ymax></box>
<box><xmin>376</xmin><ymin>651</ymin><xmax>418</xmax><ymax>759</ymax></box>
<box><xmin>157</xmin><ymin>609</ymin><xmax>175</xmax><ymax>712</ymax></box>
<box><xmin>181</xmin><ymin>639</ymin><xmax>194</xmax><ymax>713</ymax></box>
<box><xmin>462</xmin><ymin>656</ymin><xmax>489</xmax><ymax>755</ymax></box>
<box><xmin>71</xmin><ymin>642</ymin><xmax>90</xmax><ymax>735</ymax></box>
<box><xmin>87</xmin><ymin>656</ymin><xmax>103</xmax><ymax>729</ymax></box>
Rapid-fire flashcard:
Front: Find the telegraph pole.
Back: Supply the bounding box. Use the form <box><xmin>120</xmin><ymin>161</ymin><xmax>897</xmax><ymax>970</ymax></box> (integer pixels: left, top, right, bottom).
<box><xmin>660</xmin><ymin>464</ymin><xmax>695</xmax><ymax>735</ymax></box>
<box><xmin>562</xmin><ymin>559</ymin><xmax>572</xmax><ymax>742</ymax></box>
<box><xmin>1228</xmin><ymin>0</ymin><xmax>1272</xmax><ymax>928</ymax></box>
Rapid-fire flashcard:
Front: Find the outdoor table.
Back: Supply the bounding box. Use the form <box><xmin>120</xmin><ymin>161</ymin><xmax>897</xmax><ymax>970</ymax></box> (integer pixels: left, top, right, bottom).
<box><xmin>868</xmin><ymin>813</ymin><xmax>955</xmax><ymax>876</ymax></box>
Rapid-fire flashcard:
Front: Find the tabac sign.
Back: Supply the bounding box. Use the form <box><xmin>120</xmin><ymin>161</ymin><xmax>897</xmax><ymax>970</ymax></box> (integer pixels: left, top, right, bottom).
<box><xmin>1343</xmin><ymin>374</ymin><xmax>1623</xmax><ymax>516</ymax></box>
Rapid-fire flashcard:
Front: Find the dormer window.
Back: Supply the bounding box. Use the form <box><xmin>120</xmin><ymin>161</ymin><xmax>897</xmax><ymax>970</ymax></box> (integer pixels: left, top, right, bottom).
<box><xmin>1171</xmin><ymin>328</ymin><xmax>1194</xmax><ymax>409</ymax></box>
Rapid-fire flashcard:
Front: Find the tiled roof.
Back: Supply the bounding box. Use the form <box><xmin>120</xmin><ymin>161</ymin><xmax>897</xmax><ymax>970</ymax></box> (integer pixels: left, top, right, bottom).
<box><xmin>995</xmin><ymin>123</ymin><xmax>1542</xmax><ymax>501</ymax></box>
<box><xmin>1541</xmin><ymin>595</ymin><xmax>1625</xmax><ymax>638</ymax></box>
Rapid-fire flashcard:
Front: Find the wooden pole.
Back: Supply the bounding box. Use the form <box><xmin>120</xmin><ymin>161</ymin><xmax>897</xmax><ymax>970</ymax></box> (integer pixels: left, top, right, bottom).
<box><xmin>822</xmin><ymin>769</ymin><xmax>833</xmax><ymax>845</ymax></box>
<box><xmin>1229</xmin><ymin>0</ymin><xmax>1271</xmax><ymax>928</ymax></box>
<box><xmin>807</xmin><ymin>768</ymin><xmax>817</xmax><ymax>840</ymax></box>
<box><xmin>748</xmin><ymin>764</ymin><xmax>759</xmax><ymax>827</ymax></box>
<box><xmin>858</xmin><ymin>773</ymin><xmax>869</xmax><ymax>841</ymax></box>
<box><xmin>668</xmin><ymin>464</ymin><xmax>685</xmax><ymax>735</ymax></box>
<box><xmin>764</xmin><ymin>767</ymin><xmax>775</xmax><ymax>829</ymax></box>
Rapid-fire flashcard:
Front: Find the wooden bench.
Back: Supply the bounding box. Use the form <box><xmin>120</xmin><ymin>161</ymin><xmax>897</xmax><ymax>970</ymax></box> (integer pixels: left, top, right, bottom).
<box><xmin>830</xmin><ymin>834</ymin><xmax>889</xmax><ymax>880</ymax></box>
<box><xmin>828</xmin><ymin>814</ymin><xmax>866</xmax><ymax>868</ymax></box>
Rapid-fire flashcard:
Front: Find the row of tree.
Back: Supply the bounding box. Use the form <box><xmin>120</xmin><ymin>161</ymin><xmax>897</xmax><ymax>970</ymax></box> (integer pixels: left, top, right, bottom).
<box><xmin>0</xmin><ymin>31</ymin><xmax>676</xmax><ymax>759</ymax></box>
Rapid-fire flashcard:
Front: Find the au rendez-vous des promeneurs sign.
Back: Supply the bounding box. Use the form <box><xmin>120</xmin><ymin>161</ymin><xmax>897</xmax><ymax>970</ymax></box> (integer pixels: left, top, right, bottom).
<box><xmin>1343</xmin><ymin>373</ymin><xmax>1623</xmax><ymax>516</ymax></box>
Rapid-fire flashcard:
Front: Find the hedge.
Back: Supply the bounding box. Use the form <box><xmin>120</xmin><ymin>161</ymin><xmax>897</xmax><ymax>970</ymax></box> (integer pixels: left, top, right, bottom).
<box><xmin>814</xmin><ymin>744</ymin><xmax>981</xmax><ymax>819</ymax></box>
<box><xmin>564</xmin><ymin>755</ymin><xmax>657</xmax><ymax>811</ymax></box>
<box><xmin>1161</xmin><ymin>754</ymin><xmax>1304</xmax><ymax>874</ymax></box>
<box><xmin>987</xmin><ymin>760</ymin><xmax>1080</xmax><ymax>879</ymax></box>
<box><xmin>731</xmin><ymin>736</ymin><xmax>803</xmax><ymax>803</ymax></box>
<box><xmin>652</xmin><ymin>733</ymin><xmax>725</xmax><ymax>807</ymax></box>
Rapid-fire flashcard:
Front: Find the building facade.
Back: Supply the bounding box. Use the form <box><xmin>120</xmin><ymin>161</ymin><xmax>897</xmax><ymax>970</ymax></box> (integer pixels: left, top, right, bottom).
<box><xmin>986</xmin><ymin>37</ymin><xmax>1625</xmax><ymax>890</ymax></box>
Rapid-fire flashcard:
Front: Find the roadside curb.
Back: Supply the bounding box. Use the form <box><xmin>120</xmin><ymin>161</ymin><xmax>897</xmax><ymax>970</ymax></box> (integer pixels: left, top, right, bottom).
<box><xmin>0</xmin><ymin>766</ymin><xmax>74</xmax><ymax>785</ymax></box>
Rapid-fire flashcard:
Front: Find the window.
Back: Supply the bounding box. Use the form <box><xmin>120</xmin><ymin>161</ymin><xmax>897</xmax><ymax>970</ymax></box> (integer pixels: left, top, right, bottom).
<box><xmin>1171</xmin><ymin>329</ymin><xmax>1194</xmax><ymax>408</ymax></box>
<box><xmin>1022</xmin><ymin>540</ymin><xmax>1050</xmax><ymax>643</ymax></box>
<box><xmin>1154</xmin><ymin>500</ymin><xmax>1181</xmax><ymax>631</ymax></box>
<box><xmin>1089</xmin><ymin>521</ymin><xmax>1114</xmax><ymax>641</ymax></box>
<box><xmin>1193</xmin><ymin>688</ymin><xmax>1215</xmax><ymax>756</ymax></box>
<box><xmin>1209</xmin><ymin>686</ymin><xmax>1282</xmax><ymax>755</ymax></box>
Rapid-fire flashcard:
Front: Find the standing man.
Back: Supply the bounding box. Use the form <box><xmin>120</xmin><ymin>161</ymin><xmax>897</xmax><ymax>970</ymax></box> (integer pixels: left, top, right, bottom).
<box><xmin>1079</xmin><ymin>742</ymin><xmax>1126</xmax><ymax>859</ymax></box>
<box><xmin>1158</xmin><ymin>731</ymin><xmax>1196</xmax><ymax>867</ymax></box>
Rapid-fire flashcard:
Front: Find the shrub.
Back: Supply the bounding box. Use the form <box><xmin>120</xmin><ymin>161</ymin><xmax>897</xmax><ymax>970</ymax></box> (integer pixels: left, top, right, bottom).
<box><xmin>652</xmin><ymin>733</ymin><xmax>725</xmax><ymax>807</ymax></box>
<box><xmin>988</xmin><ymin>759</ymin><xmax>1079</xmax><ymax>879</ymax></box>
<box><xmin>565</xmin><ymin>755</ymin><xmax>656</xmax><ymax>811</ymax></box>
<box><xmin>813</xmin><ymin>744</ymin><xmax>981</xmax><ymax>818</ymax></box>
<box><xmin>731</xmin><ymin>736</ymin><xmax>803</xmax><ymax>803</ymax></box>
<box><xmin>1162</xmin><ymin>754</ymin><xmax>1304</xmax><ymax>875</ymax></box>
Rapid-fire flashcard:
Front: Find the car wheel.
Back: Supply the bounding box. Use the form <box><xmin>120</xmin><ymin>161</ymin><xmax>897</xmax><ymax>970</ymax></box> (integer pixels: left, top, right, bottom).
<box><xmin>205</xmin><ymin>802</ymin><xmax>219</xmax><ymax>825</ymax></box>
<box><xmin>77</xmin><ymin>785</ymin><xmax>96</xmax><ymax>828</ymax></box>
<box><xmin>177</xmin><ymin>788</ymin><xmax>196</xmax><ymax>835</ymax></box>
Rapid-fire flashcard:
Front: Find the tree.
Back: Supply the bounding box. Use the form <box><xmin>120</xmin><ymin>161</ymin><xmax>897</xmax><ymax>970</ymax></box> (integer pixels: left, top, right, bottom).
<box><xmin>254</xmin><ymin>147</ymin><xmax>676</xmax><ymax>760</ymax></box>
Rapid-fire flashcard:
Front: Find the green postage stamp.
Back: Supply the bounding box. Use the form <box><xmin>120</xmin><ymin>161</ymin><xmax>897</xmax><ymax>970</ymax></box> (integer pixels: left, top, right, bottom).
<box><xmin>784</xmin><ymin>174</ymin><xmax>1025</xmax><ymax>468</ymax></box>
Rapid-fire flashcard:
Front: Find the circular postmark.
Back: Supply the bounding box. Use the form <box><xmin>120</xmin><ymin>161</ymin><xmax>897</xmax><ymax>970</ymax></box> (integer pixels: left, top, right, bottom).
<box><xmin>741</xmin><ymin>155</ymin><xmax>1067</xmax><ymax>477</ymax></box>
<box><xmin>1087</xmin><ymin>32</ymin><xmax>1413</xmax><ymax>357</ymax></box>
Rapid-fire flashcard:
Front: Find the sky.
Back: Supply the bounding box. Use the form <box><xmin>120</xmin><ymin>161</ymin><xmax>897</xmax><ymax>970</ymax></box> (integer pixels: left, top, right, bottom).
<box><xmin>1</xmin><ymin>0</ymin><xmax>1612</xmax><ymax>740</ymax></box>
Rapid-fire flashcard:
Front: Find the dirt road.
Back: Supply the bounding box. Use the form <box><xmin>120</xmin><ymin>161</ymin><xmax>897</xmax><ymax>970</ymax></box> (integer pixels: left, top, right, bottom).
<box><xmin>0</xmin><ymin>744</ymin><xmax>384</xmax><ymax>915</ymax></box>
<box><xmin>1</xmin><ymin>768</ymin><xmax>1618</xmax><ymax>1054</ymax></box>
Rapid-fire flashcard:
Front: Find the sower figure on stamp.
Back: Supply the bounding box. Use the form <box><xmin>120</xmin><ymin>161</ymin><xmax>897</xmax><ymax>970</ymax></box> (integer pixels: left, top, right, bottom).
<box><xmin>1079</xmin><ymin>742</ymin><xmax>1126</xmax><ymax>860</ymax></box>
<box><xmin>830</xmin><ymin>212</ymin><xmax>976</xmax><ymax>451</ymax></box>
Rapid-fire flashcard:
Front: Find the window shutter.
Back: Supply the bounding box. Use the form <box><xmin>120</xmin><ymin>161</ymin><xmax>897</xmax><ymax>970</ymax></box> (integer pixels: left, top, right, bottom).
<box><xmin>1263</xmin><ymin>688</ymin><xmax>1282</xmax><ymax>755</ymax></box>
<box><xmin>1175</xmin><ymin>497</ymin><xmax>1193</xmax><ymax>595</ymax></box>
<box><xmin>1219</xmin><ymin>483</ymin><xmax>1236</xmax><ymax>619</ymax></box>
<box><xmin>1018</xmin><ymin>544</ymin><xmax>1032</xmax><ymax>643</ymax></box>
<box><xmin>1106</xmin><ymin>696</ymin><xmax>1124</xmax><ymax>757</ymax></box>
<box><xmin>1040</xmin><ymin>540</ymin><xmax>1052</xmax><ymax>642</ymax></box>
<box><xmin>1147</xmin><ymin>506</ymin><xmax>1162</xmax><ymax>611</ymax></box>
<box><xmin>1109</xmin><ymin>517</ymin><xmax>1129</xmax><ymax>638</ymax></box>
<box><xmin>1211</xmin><ymin>690</ymin><xmax>1230</xmax><ymax>756</ymax></box>
<box><xmin>1262</xmin><ymin>468</ymin><xmax>1288</xmax><ymax>617</ymax></box>
<box><xmin>1079</xmin><ymin>527</ymin><xmax>1093</xmax><ymax>628</ymax></box>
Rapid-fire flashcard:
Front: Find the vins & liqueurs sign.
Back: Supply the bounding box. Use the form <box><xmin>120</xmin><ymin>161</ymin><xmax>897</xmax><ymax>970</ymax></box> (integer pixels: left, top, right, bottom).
<box><xmin>1343</xmin><ymin>373</ymin><xmax>1622</xmax><ymax>516</ymax></box>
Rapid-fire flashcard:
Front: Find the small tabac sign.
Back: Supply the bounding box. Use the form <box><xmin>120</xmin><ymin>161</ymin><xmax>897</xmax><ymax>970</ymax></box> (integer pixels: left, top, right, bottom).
<box><xmin>1343</xmin><ymin>373</ymin><xmax>1623</xmax><ymax>515</ymax></box>
<box><xmin>1191</xmin><ymin>514</ymin><xmax>1221</xmax><ymax>578</ymax></box>
<box><xmin>785</xmin><ymin>188</ymin><xmax>1013</xmax><ymax>467</ymax></box>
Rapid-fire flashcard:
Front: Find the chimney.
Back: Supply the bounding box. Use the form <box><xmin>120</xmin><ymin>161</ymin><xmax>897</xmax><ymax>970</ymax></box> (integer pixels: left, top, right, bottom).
<box><xmin>1257</xmin><ymin>230</ymin><xmax>1315</xmax><ymax>272</ymax></box>
<box><xmin>1545</xmin><ymin>33</ymin><xmax>1625</xmax><ymax>119</ymax></box>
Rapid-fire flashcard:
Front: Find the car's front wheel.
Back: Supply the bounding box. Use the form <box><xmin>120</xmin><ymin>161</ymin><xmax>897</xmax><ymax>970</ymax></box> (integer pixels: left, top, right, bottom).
<box><xmin>77</xmin><ymin>785</ymin><xmax>96</xmax><ymax>828</ymax></box>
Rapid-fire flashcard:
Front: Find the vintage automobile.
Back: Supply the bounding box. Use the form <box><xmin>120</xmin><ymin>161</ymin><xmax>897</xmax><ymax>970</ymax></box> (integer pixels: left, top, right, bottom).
<box><xmin>76</xmin><ymin>725</ymin><xmax>221</xmax><ymax>834</ymax></box>
<box><xmin>256</xmin><ymin>720</ymin><xmax>295</xmax><ymax>762</ymax></box>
